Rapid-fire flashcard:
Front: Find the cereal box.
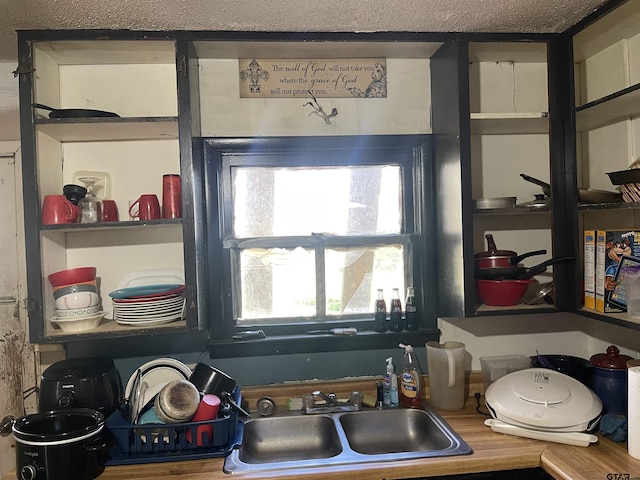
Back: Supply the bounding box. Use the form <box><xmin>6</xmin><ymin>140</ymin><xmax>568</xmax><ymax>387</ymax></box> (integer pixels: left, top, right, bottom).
<box><xmin>595</xmin><ymin>230</ymin><xmax>640</xmax><ymax>312</ymax></box>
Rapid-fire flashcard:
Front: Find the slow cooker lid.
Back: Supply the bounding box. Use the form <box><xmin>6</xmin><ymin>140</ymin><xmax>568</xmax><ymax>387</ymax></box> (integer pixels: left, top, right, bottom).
<box><xmin>13</xmin><ymin>408</ymin><xmax>104</xmax><ymax>443</ymax></box>
<box><xmin>485</xmin><ymin>368</ymin><xmax>602</xmax><ymax>432</ymax></box>
<box><xmin>42</xmin><ymin>357</ymin><xmax>115</xmax><ymax>380</ymax></box>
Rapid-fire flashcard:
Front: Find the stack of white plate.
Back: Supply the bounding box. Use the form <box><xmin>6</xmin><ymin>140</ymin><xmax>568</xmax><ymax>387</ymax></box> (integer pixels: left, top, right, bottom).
<box><xmin>109</xmin><ymin>284</ymin><xmax>186</xmax><ymax>326</ymax></box>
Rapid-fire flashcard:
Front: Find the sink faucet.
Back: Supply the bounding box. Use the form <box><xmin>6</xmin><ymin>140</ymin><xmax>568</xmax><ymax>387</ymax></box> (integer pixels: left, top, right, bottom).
<box><xmin>302</xmin><ymin>390</ymin><xmax>362</xmax><ymax>414</ymax></box>
<box><xmin>312</xmin><ymin>390</ymin><xmax>338</xmax><ymax>406</ymax></box>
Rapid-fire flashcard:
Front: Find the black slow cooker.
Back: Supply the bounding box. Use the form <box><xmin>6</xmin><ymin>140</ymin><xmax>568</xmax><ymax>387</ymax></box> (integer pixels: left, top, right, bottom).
<box><xmin>12</xmin><ymin>408</ymin><xmax>106</xmax><ymax>480</ymax></box>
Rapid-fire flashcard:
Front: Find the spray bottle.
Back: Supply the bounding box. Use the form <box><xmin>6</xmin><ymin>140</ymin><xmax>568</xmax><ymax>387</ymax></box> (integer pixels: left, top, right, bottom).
<box><xmin>398</xmin><ymin>343</ymin><xmax>423</xmax><ymax>408</ymax></box>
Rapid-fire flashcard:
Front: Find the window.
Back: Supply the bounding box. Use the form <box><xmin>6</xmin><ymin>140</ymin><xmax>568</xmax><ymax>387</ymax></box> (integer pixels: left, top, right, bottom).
<box><xmin>205</xmin><ymin>136</ymin><xmax>436</xmax><ymax>352</ymax></box>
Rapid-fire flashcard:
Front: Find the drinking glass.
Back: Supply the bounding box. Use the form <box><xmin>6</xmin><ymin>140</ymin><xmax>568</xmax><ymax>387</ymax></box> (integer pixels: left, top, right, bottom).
<box><xmin>77</xmin><ymin>176</ymin><xmax>104</xmax><ymax>223</ymax></box>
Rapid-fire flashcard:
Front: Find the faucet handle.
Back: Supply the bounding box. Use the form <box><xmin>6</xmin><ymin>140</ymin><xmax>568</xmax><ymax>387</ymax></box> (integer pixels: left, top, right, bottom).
<box><xmin>350</xmin><ymin>391</ymin><xmax>362</xmax><ymax>409</ymax></box>
<box><xmin>311</xmin><ymin>390</ymin><xmax>338</xmax><ymax>406</ymax></box>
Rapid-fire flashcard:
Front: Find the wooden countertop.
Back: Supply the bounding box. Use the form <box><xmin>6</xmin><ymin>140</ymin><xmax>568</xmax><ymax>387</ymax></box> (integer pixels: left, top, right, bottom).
<box><xmin>5</xmin><ymin>377</ymin><xmax>640</xmax><ymax>479</ymax></box>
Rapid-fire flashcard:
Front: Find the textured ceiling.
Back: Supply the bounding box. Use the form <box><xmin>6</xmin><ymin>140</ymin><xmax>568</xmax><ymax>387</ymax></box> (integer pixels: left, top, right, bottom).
<box><xmin>0</xmin><ymin>0</ymin><xmax>609</xmax><ymax>62</ymax></box>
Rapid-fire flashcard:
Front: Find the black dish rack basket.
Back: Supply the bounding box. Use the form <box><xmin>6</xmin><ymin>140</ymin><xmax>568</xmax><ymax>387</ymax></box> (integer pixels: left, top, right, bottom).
<box><xmin>105</xmin><ymin>386</ymin><xmax>244</xmax><ymax>465</ymax></box>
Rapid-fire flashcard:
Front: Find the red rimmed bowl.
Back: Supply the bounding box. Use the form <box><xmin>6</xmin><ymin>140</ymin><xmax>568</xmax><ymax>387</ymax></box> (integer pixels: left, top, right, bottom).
<box><xmin>476</xmin><ymin>279</ymin><xmax>536</xmax><ymax>306</ymax></box>
<box><xmin>48</xmin><ymin>267</ymin><xmax>97</xmax><ymax>288</ymax></box>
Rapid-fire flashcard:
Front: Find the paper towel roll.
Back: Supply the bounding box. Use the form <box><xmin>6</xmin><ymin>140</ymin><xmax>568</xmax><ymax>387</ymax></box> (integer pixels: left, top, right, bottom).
<box><xmin>628</xmin><ymin>366</ymin><xmax>640</xmax><ymax>459</ymax></box>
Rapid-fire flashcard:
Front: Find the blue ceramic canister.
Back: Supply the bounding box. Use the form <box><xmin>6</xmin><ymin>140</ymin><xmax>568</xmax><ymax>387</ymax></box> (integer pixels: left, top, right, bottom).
<box><xmin>590</xmin><ymin>345</ymin><xmax>632</xmax><ymax>415</ymax></box>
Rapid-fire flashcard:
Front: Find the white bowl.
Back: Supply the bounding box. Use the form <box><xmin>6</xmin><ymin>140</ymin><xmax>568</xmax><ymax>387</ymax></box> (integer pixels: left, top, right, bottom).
<box><xmin>49</xmin><ymin>311</ymin><xmax>106</xmax><ymax>333</ymax></box>
<box><xmin>54</xmin><ymin>291</ymin><xmax>99</xmax><ymax>310</ymax></box>
<box><xmin>54</xmin><ymin>305</ymin><xmax>100</xmax><ymax>318</ymax></box>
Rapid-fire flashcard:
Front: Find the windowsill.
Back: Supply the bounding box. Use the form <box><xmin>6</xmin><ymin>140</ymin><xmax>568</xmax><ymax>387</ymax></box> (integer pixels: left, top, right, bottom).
<box><xmin>208</xmin><ymin>328</ymin><xmax>440</xmax><ymax>358</ymax></box>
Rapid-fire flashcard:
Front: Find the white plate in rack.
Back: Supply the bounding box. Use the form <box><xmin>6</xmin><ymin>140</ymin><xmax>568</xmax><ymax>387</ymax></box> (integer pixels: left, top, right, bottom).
<box><xmin>124</xmin><ymin>357</ymin><xmax>193</xmax><ymax>419</ymax></box>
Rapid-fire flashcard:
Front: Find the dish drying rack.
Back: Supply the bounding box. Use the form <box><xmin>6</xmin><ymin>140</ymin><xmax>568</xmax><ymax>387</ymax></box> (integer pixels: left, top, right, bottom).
<box><xmin>105</xmin><ymin>386</ymin><xmax>244</xmax><ymax>465</ymax></box>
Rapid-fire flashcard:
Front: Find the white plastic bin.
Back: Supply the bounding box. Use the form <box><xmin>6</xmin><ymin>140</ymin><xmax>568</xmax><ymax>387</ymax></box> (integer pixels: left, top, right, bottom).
<box><xmin>480</xmin><ymin>355</ymin><xmax>531</xmax><ymax>391</ymax></box>
<box><xmin>623</xmin><ymin>265</ymin><xmax>640</xmax><ymax>319</ymax></box>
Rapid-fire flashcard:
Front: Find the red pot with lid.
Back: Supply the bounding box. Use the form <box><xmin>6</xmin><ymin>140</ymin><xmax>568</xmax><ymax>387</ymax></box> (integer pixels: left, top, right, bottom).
<box><xmin>474</xmin><ymin>233</ymin><xmax>547</xmax><ymax>269</ymax></box>
<box><xmin>589</xmin><ymin>345</ymin><xmax>632</xmax><ymax>415</ymax></box>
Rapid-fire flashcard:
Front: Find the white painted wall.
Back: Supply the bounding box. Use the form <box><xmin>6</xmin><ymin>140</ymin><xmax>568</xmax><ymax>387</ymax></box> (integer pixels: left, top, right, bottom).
<box><xmin>0</xmin><ymin>142</ymin><xmax>34</xmax><ymax>478</ymax></box>
<box><xmin>439</xmin><ymin>313</ymin><xmax>640</xmax><ymax>372</ymax></box>
<box><xmin>0</xmin><ymin>63</ymin><xmax>19</xmax><ymax>142</ymax></box>
<box><xmin>1</xmin><ymin>47</ymin><xmax>639</xmax><ymax>426</ymax></box>
<box><xmin>199</xmin><ymin>58</ymin><xmax>431</xmax><ymax>136</ymax></box>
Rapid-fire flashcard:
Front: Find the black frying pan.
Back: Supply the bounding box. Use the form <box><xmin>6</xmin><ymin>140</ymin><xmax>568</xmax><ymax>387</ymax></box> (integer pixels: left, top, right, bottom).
<box><xmin>32</xmin><ymin>103</ymin><xmax>119</xmax><ymax>119</ymax></box>
<box><xmin>475</xmin><ymin>256</ymin><xmax>574</xmax><ymax>280</ymax></box>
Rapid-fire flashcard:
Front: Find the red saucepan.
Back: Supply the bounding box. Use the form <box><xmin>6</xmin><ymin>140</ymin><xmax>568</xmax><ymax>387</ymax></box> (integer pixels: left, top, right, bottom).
<box><xmin>474</xmin><ymin>233</ymin><xmax>547</xmax><ymax>269</ymax></box>
<box><xmin>475</xmin><ymin>256</ymin><xmax>575</xmax><ymax>280</ymax></box>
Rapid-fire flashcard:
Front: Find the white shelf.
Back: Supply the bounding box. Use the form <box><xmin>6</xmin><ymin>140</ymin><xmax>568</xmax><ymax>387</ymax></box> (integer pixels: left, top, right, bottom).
<box><xmin>476</xmin><ymin>303</ymin><xmax>554</xmax><ymax>313</ymax></box>
<box><xmin>36</xmin><ymin>117</ymin><xmax>179</xmax><ymax>142</ymax></box>
<box><xmin>470</xmin><ymin>112</ymin><xmax>549</xmax><ymax>135</ymax></box>
<box><xmin>575</xmin><ymin>84</ymin><xmax>640</xmax><ymax>131</ymax></box>
<box><xmin>45</xmin><ymin>318</ymin><xmax>188</xmax><ymax>338</ymax></box>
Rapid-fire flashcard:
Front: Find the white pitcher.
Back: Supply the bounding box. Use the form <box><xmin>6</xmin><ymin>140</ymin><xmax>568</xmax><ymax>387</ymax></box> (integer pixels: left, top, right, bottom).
<box><xmin>426</xmin><ymin>341</ymin><xmax>466</xmax><ymax>410</ymax></box>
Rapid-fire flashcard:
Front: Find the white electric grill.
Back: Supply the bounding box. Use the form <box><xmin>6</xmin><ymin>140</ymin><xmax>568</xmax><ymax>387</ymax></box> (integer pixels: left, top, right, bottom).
<box><xmin>484</xmin><ymin>368</ymin><xmax>603</xmax><ymax>446</ymax></box>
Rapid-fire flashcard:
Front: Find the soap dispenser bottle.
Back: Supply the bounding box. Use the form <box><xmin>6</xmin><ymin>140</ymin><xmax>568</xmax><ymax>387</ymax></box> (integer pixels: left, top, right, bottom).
<box><xmin>399</xmin><ymin>343</ymin><xmax>423</xmax><ymax>408</ymax></box>
<box><xmin>383</xmin><ymin>357</ymin><xmax>399</xmax><ymax>407</ymax></box>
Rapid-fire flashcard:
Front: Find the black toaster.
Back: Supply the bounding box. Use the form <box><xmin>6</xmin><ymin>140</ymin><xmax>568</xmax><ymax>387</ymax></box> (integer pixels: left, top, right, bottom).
<box><xmin>38</xmin><ymin>357</ymin><xmax>123</xmax><ymax>417</ymax></box>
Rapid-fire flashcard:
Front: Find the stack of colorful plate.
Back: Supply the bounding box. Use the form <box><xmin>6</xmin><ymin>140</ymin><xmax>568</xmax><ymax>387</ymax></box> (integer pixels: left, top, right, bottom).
<box><xmin>109</xmin><ymin>284</ymin><xmax>186</xmax><ymax>326</ymax></box>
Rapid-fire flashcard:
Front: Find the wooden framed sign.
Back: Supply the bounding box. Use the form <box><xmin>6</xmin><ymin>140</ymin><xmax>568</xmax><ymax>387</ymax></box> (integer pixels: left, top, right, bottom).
<box><xmin>239</xmin><ymin>58</ymin><xmax>387</xmax><ymax>98</ymax></box>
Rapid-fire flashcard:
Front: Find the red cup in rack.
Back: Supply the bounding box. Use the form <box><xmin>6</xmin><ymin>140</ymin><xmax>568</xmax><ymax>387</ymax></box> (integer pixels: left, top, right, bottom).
<box><xmin>186</xmin><ymin>394</ymin><xmax>221</xmax><ymax>446</ymax></box>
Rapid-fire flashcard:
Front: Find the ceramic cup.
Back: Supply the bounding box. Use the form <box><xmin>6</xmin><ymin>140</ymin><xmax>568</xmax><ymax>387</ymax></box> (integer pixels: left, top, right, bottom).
<box><xmin>128</xmin><ymin>194</ymin><xmax>161</xmax><ymax>221</ymax></box>
<box><xmin>42</xmin><ymin>195</ymin><xmax>77</xmax><ymax>225</ymax></box>
<box><xmin>102</xmin><ymin>200</ymin><xmax>119</xmax><ymax>222</ymax></box>
<box><xmin>162</xmin><ymin>174</ymin><xmax>182</xmax><ymax>219</ymax></box>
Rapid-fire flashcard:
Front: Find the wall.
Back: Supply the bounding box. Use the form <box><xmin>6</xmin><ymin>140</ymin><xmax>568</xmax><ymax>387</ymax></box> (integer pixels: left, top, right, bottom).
<box><xmin>198</xmin><ymin>58</ymin><xmax>431</xmax><ymax>136</ymax></box>
<box><xmin>439</xmin><ymin>313</ymin><xmax>640</xmax><ymax>372</ymax></box>
<box><xmin>0</xmin><ymin>142</ymin><xmax>36</xmax><ymax>478</ymax></box>
<box><xmin>5</xmin><ymin>53</ymin><xmax>640</xmax><ymax>393</ymax></box>
<box><xmin>0</xmin><ymin>63</ymin><xmax>19</xmax><ymax>141</ymax></box>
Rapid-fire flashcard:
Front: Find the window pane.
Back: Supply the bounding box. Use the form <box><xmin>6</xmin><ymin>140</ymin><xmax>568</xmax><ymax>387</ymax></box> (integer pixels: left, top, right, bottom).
<box><xmin>325</xmin><ymin>245</ymin><xmax>405</xmax><ymax>315</ymax></box>
<box><xmin>238</xmin><ymin>247</ymin><xmax>316</xmax><ymax>323</ymax></box>
<box><xmin>233</xmin><ymin>165</ymin><xmax>401</xmax><ymax>237</ymax></box>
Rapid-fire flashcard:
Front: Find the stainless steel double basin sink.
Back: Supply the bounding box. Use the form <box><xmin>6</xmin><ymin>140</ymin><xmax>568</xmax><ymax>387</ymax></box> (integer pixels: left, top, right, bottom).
<box><xmin>224</xmin><ymin>406</ymin><xmax>472</xmax><ymax>474</ymax></box>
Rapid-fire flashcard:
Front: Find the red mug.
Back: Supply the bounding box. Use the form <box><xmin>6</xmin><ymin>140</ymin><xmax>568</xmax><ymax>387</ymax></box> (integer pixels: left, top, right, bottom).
<box><xmin>162</xmin><ymin>174</ymin><xmax>182</xmax><ymax>219</ymax></box>
<box><xmin>129</xmin><ymin>194</ymin><xmax>161</xmax><ymax>220</ymax></box>
<box><xmin>42</xmin><ymin>195</ymin><xmax>77</xmax><ymax>225</ymax></box>
<box><xmin>102</xmin><ymin>200</ymin><xmax>119</xmax><ymax>222</ymax></box>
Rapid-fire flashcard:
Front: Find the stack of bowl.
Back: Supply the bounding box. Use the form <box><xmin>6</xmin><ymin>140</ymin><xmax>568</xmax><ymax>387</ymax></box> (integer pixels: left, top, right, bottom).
<box><xmin>48</xmin><ymin>267</ymin><xmax>105</xmax><ymax>332</ymax></box>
